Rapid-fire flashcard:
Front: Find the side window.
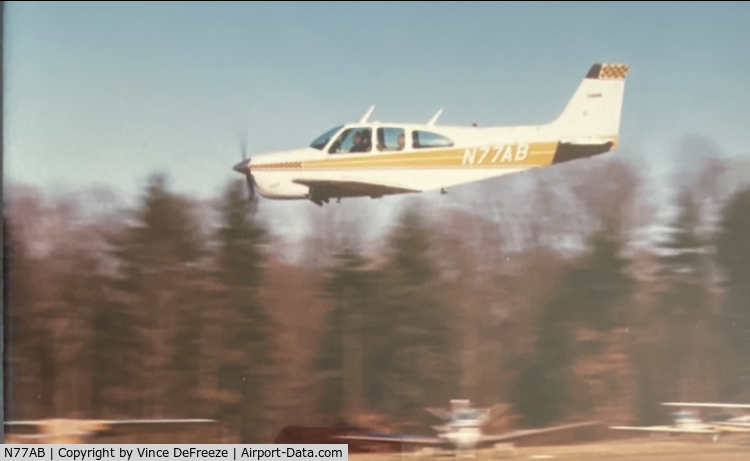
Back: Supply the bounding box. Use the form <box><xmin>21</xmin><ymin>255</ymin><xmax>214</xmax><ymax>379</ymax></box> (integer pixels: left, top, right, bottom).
<box><xmin>328</xmin><ymin>128</ymin><xmax>372</xmax><ymax>154</ymax></box>
<box><xmin>412</xmin><ymin>130</ymin><xmax>454</xmax><ymax>149</ymax></box>
<box><xmin>376</xmin><ymin>127</ymin><xmax>406</xmax><ymax>151</ymax></box>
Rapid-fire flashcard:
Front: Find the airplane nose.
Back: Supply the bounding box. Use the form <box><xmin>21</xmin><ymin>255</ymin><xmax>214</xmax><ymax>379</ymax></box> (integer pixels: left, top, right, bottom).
<box><xmin>233</xmin><ymin>160</ymin><xmax>250</xmax><ymax>173</ymax></box>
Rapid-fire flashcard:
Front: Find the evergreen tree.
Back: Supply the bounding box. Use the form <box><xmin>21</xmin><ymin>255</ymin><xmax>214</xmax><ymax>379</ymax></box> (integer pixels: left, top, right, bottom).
<box><xmin>715</xmin><ymin>186</ymin><xmax>750</xmax><ymax>399</ymax></box>
<box><xmin>516</xmin><ymin>221</ymin><xmax>634</xmax><ymax>426</ymax></box>
<box><xmin>370</xmin><ymin>205</ymin><xmax>457</xmax><ymax>425</ymax></box>
<box><xmin>100</xmin><ymin>173</ymin><xmax>207</xmax><ymax>416</ymax></box>
<box><xmin>637</xmin><ymin>189</ymin><xmax>716</xmax><ymax>422</ymax></box>
<box><xmin>213</xmin><ymin>179</ymin><xmax>275</xmax><ymax>442</ymax></box>
<box><xmin>314</xmin><ymin>244</ymin><xmax>373</xmax><ymax>421</ymax></box>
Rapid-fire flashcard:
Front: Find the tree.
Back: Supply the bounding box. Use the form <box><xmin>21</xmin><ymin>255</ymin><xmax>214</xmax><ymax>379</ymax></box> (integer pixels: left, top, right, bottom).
<box><xmin>715</xmin><ymin>186</ymin><xmax>750</xmax><ymax>399</ymax></box>
<box><xmin>212</xmin><ymin>179</ymin><xmax>275</xmax><ymax>442</ymax></box>
<box><xmin>515</xmin><ymin>220</ymin><xmax>635</xmax><ymax>427</ymax></box>
<box><xmin>314</xmin><ymin>243</ymin><xmax>373</xmax><ymax>421</ymax></box>
<box><xmin>367</xmin><ymin>204</ymin><xmax>458</xmax><ymax>427</ymax></box>
<box><xmin>101</xmin><ymin>173</ymin><xmax>208</xmax><ymax>417</ymax></box>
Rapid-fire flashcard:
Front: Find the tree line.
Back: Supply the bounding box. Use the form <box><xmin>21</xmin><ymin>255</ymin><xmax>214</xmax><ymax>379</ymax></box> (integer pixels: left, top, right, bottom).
<box><xmin>4</xmin><ymin>145</ymin><xmax>750</xmax><ymax>442</ymax></box>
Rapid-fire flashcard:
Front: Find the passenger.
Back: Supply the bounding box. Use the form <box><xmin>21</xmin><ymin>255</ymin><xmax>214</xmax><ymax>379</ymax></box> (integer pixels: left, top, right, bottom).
<box><xmin>396</xmin><ymin>133</ymin><xmax>405</xmax><ymax>150</ymax></box>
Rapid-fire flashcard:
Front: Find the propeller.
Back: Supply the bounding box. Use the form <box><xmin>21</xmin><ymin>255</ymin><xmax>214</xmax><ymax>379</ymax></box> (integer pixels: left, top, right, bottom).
<box><xmin>232</xmin><ymin>130</ymin><xmax>256</xmax><ymax>202</ymax></box>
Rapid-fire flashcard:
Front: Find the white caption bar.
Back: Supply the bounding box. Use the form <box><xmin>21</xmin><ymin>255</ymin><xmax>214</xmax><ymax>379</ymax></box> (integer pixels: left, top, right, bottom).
<box><xmin>2</xmin><ymin>446</ymin><xmax>348</xmax><ymax>461</ymax></box>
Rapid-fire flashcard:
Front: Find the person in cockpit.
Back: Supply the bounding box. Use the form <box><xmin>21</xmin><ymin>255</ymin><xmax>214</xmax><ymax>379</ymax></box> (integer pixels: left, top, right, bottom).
<box><xmin>350</xmin><ymin>130</ymin><xmax>371</xmax><ymax>153</ymax></box>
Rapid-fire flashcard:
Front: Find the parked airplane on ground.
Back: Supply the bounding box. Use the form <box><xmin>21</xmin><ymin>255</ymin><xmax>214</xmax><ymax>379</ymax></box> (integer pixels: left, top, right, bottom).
<box><xmin>610</xmin><ymin>402</ymin><xmax>750</xmax><ymax>441</ymax></box>
<box><xmin>335</xmin><ymin>399</ymin><xmax>598</xmax><ymax>457</ymax></box>
<box><xmin>662</xmin><ymin>402</ymin><xmax>750</xmax><ymax>429</ymax></box>
<box><xmin>3</xmin><ymin>418</ymin><xmax>215</xmax><ymax>443</ymax></box>
<box><xmin>232</xmin><ymin>63</ymin><xmax>630</xmax><ymax>206</ymax></box>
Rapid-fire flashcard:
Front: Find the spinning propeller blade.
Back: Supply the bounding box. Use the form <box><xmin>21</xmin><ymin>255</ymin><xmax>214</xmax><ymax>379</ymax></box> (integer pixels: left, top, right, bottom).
<box><xmin>233</xmin><ymin>129</ymin><xmax>256</xmax><ymax>202</ymax></box>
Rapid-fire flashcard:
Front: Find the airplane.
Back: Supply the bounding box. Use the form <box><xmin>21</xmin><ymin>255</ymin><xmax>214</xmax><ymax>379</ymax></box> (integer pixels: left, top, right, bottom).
<box><xmin>334</xmin><ymin>399</ymin><xmax>599</xmax><ymax>457</ymax></box>
<box><xmin>610</xmin><ymin>402</ymin><xmax>750</xmax><ymax>442</ymax></box>
<box><xmin>3</xmin><ymin>418</ymin><xmax>215</xmax><ymax>444</ymax></box>
<box><xmin>662</xmin><ymin>402</ymin><xmax>750</xmax><ymax>429</ymax></box>
<box><xmin>232</xmin><ymin>62</ymin><xmax>629</xmax><ymax>206</ymax></box>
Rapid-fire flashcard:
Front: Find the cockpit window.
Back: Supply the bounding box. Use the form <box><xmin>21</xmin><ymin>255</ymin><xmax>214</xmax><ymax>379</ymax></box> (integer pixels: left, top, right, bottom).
<box><xmin>310</xmin><ymin>126</ymin><xmax>343</xmax><ymax>150</ymax></box>
<box><xmin>412</xmin><ymin>130</ymin><xmax>454</xmax><ymax>149</ymax></box>
<box><xmin>377</xmin><ymin>128</ymin><xmax>406</xmax><ymax>151</ymax></box>
<box><xmin>328</xmin><ymin>127</ymin><xmax>372</xmax><ymax>154</ymax></box>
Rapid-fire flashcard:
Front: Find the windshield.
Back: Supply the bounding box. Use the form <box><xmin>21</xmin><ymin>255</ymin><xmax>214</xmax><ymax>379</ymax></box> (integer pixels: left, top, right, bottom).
<box><xmin>310</xmin><ymin>126</ymin><xmax>343</xmax><ymax>150</ymax></box>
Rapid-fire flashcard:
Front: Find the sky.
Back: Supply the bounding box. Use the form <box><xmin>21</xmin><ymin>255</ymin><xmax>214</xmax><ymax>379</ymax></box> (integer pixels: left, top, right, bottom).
<box><xmin>5</xmin><ymin>1</ymin><xmax>750</xmax><ymax>239</ymax></box>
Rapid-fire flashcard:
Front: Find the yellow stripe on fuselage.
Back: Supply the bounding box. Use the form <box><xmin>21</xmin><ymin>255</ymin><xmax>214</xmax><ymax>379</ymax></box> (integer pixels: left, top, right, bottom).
<box><xmin>250</xmin><ymin>142</ymin><xmax>561</xmax><ymax>171</ymax></box>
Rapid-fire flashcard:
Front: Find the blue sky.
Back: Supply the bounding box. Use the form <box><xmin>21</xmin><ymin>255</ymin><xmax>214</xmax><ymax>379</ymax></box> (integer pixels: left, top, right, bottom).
<box><xmin>5</xmin><ymin>1</ymin><xmax>750</xmax><ymax>229</ymax></box>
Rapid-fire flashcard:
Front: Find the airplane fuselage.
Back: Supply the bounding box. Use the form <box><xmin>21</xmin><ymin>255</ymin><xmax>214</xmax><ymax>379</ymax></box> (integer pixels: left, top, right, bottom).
<box><xmin>241</xmin><ymin>123</ymin><xmax>617</xmax><ymax>202</ymax></box>
<box><xmin>232</xmin><ymin>63</ymin><xmax>629</xmax><ymax>206</ymax></box>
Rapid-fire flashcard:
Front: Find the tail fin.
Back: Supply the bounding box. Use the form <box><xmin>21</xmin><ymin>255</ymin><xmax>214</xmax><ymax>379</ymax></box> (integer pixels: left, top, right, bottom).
<box><xmin>549</xmin><ymin>63</ymin><xmax>629</xmax><ymax>145</ymax></box>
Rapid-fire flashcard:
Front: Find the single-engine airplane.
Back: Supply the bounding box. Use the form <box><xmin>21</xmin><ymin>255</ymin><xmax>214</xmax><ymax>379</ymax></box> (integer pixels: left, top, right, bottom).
<box><xmin>233</xmin><ymin>62</ymin><xmax>629</xmax><ymax>206</ymax></box>
<box><xmin>334</xmin><ymin>399</ymin><xmax>598</xmax><ymax>457</ymax></box>
<box><xmin>661</xmin><ymin>402</ymin><xmax>750</xmax><ymax>430</ymax></box>
<box><xmin>610</xmin><ymin>402</ymin><xmax>750</xmax><ymax>442</ymax></box>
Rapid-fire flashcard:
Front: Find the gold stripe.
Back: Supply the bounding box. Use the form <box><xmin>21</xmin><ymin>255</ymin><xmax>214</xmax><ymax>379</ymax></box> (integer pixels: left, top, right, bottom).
<box><xmin>303</xmin><ymin>142</ymin><xmax>559</xmax><ymax>170</ymax></box>
<box><xmin>250</xmin><ymin>140</ymin><xmax>613</xmax><ymax>171</ymax></box>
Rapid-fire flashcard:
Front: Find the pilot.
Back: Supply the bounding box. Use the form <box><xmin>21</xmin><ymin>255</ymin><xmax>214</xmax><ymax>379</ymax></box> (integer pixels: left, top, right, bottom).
<box><xmin>350</xmin><ymin>132</ymin><xmax>363</xmax><ymax>152</ymax></box>
<box><xmin>350</xmin><ymin>130</ymin><xmax>371</xmax><ymax>153</ymax></box>
<box><xmin>396</xmin><ymin>133</ymin><xmax>405</xmax><ymax>150</ymax></box>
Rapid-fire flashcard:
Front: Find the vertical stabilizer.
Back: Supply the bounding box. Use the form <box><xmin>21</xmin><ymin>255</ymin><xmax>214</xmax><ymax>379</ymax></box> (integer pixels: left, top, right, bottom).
<box><xmin>549</xmin><ymin>63</ymin><xmax>629</xmax><ymax>144</ymax></box>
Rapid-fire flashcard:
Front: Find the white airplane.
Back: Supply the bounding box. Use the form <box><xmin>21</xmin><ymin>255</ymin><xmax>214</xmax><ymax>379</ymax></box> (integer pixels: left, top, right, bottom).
<box><xmin>610</xmin><ymin>402</ymin><xmax>750</xmax><ymax>442</ymax></box>
<box><xmin>3</xmin><ymin>418</ymin><xmax>215</xmax><ymax>443</ymax></box>
<box><xmin>662</xmin><ymin>402</ymin><xmax>750</xmax><ymax>429</ymax></box>
<box><xmin>335</xmin><ymin>399</ymin><xmax>598</xmax><ymax>457</ymax></box>
<box><xmin>232</xmin><ymin>63</ymin><xmax>630</xmax><ymax>206</ymax></box>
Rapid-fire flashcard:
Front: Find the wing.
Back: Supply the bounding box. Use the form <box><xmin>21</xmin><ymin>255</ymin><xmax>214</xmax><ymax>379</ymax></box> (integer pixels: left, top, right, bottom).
<box><xmin>335</xmin><ymin>433</ymin><xmax>446</xmax><ymax>446</ymax></box>
<box><xmin>4</xmin><ymin>419</ymin><xmax>214</xmax><ymax>427</ymax></box>
<box><xmin>662</xmin><ymin>402</ymin><xmax>750</xmax><ymax>410</ymax></box>
<box><xmin>487</xmin><ymin>404</ymin><xmax>513</xmax><ymax>421</ymax></box>
<box><xmin>713</xmin><ymin>422</ymin><xmax>750</xmax><ymax>431</ymax></box>
<box><xmin>478</xmin><ymin>421</ymin><xmax>599</xmax><ymax>444</ymax></box>
<box><xmin>609</xmin><ymin>425</ymin><xmax>717</xmax><ymax>434</ymax></box>
<box><xmin>293</xmin><ymin>179</ymin><xmax>418</xmax><ymax>205</ymax></box>
<box><xmin>103</xmin><ymin>419</ymin><xmax>215</xmax><ymax>425</ymax></box>
<box><xmin>425</xmin><ymin>407</ymin><xmax>451</xmax><ymax>420</ymax></box>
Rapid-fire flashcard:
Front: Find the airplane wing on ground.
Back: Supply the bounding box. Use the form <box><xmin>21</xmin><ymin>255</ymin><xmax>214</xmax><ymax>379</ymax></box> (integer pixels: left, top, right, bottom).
<box><xmin>335</xmin><ymin>433</ymin><xmax>446</xmax><ymax>446</ymax></box>
<box><xmin>293</xmin><ymin>179</ymin><xmax>419</xmax><ymax>205</ymax></box>
<box><xmin>715</xmin><ymin>421</ymin><xmax>750</xmax><ymax>429</ymax></box>
<box><xmin>487</xmin><ymin>404</ymin><xmax>513</xmax><ymax>421</ymax></box>
<box><xmin>662</xmin><ymin>402</ymin><xmax>750</xmax><ymax>410</ymax></box>
<box><xmin>609</xmin><ymin>425</ymin><xmax>718</xmax><ymax>434</ymax></box>
<box><xmin>424</xmin><ymin>407</ymin><xmax>451</xmax><ymax>420</ymax></box>
<box><xmin>478</xmin><ymin>421</ymin><xmax>599</xmax><ymax>444</ymax></box>
<box><xmin>4</xmin><ymin>419</ymin><xmax>215</xmax><ymax>426</ymax></box>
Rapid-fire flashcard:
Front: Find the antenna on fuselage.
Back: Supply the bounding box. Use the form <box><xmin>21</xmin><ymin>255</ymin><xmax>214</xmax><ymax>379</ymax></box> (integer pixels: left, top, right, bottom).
<box><xmin>427</xmin><ymin>108</ymin><xmax>443</xmax><ymax>126</ymax></box>
<box><xmin>360</xmin><ymin>105</ymin><xmax>375</xmax><ymax>123</ymax></box>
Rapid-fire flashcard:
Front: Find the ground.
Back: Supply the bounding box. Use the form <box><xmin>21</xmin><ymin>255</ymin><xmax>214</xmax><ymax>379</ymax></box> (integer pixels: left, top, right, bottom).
<box><xmin>348</xmin><ymin>438</ymin><xmax>750</xmax><ymax>461</ymax></box>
